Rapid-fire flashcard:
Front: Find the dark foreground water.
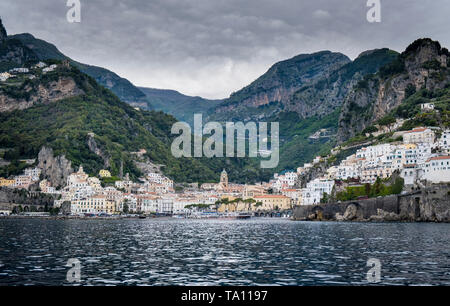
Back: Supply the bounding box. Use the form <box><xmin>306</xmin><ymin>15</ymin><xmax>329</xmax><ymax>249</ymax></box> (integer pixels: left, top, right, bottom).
<box><xmin>0</xmin><ymin>218</ymin><xmax>449</xmax><ymax>286</ymax></box>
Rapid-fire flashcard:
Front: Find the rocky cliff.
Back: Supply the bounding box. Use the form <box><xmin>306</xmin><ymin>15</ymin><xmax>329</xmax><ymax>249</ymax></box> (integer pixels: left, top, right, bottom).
<box><xmin>0</xmin><ymin>18</ymin><xmax>6</xmax><ymax>43</ymax></box>
<box><xmin>287</xmin><ymin>48</ymin><xmax>398</xmax><ymax>118</ymax></box>
<box><xmin>337</xmin><ymin>38</ymin><xmax>450</xmax><ymax>142</ymax></box>
<box><xmin>86</xmin><ymin>133</ymin><xmax>111</xmax><ymax>168</ymax></box>
<box><xmin>293</xmin><ymin>184</ymin><xmax>450</xmax><ymax>223</ymax></box>
<box><xmin>0</xmin><ymin>76</ymin><xmax>84</xmax><ymax>112</ymax></box>
<box><xmin>9</xmin><ymin>32</ymin><xmax>149</xmax><ymax>106</ymax></box>
<box><xmin>37</xmin><ymin>146</ymin><xmax>73</xmax><ymax>188</ymax></box>
<box><xmin>210</xmin><ymin>51</ymin><xmax>351</xmax><ymax>121</ymax></box>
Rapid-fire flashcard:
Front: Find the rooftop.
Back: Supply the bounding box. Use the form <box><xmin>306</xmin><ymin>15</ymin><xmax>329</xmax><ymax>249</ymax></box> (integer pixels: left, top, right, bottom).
<box><xmin>404</xmin><ymin>127</ymin><xmax>429</xmax><ymax>133</ymax></box>
<box><xmin>427</xmin><ymin>156</ymin><xmax>450</xmax><ymax>161</ymax></box>
<box><xmin>254</xmin><ymin>195</ymin><xmax>289</xmax><ymax>199</ymax></box>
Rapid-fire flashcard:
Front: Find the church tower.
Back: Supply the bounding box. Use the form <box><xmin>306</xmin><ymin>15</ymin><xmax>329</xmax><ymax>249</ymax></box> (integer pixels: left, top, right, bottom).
<box><xmin>220</xmin><ymin>169</ymin><xmax>228</xmax><ymax>188</ymax></box>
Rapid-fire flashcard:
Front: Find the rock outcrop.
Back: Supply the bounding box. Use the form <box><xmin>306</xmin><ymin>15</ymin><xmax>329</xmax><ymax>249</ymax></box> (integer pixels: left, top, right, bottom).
<box><xmin>210</xmin><ymin>51</ymin><xmax>351</xmax><ymax>121</ymax></box>
<box><xmin>37</xmin><ymin>146</ymin><xmax>73</xmax><ymax>188</ymax></box>
<box><xmin>287</xmin><ymin>48</ymin><xmax>398</xmax><ymax>118</ymax></box>
<box><xmin>296</xmin><ymin>160</ymin><xmax>329</xmax><ymax>188</ymax></box>
<box><xmin>86</xmin><ymin>133</ymin><xmax>111</xmax><ymax>168</ymax></box>
<box><xmin>0</xmin><ymin>18</ymin><xmax>7</xmax><ymax>43</ymax></box>
<box><xmin>337</xmin><ymin>38</ymin><xmax>450</xmax><ymax>142</ymax></box>
<box><xmin>293</xmin><ymin>184</ymin><xmax>450</xmax><ymax>223</ymax></box>
<box><xmin>0</xmin><ymin>76</ymin><xmax>84</xmax><ymax>112</ymax></box>
<box><xmin>0</xmin><ymin>19</ymin><xmax>37</xmax><ymax>65</ymax></box>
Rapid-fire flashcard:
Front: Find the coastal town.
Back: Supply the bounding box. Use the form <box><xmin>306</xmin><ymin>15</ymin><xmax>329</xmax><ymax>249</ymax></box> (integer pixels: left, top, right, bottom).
<box><xmin>0</xmin><ymin>124</ymin><xmax>449</xmax><ymax>218</ymax></box>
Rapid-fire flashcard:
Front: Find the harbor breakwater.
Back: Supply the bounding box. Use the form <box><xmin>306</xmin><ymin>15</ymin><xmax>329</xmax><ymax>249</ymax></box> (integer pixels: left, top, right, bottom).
<box><xmin>293</xmin><ymin>184</ymin><xmax>450</xmax><ymax>222</ymax></box>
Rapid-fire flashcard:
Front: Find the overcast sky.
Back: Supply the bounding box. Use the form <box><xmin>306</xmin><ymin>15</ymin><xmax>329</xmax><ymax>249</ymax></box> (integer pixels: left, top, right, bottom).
<box><xmin>1</xmin><ymin>0</ymin><xmax>449</xmax><ymax>98</ymax></box>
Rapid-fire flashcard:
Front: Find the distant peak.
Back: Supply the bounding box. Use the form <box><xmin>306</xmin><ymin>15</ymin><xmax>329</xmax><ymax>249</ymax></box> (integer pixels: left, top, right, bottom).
<box><xmin>356</xmin><ymin>48</ymin><xmax>391</xmax><ymax>59</ymax></box>
<box><xmin>10</xmin><ymin>33</ymin><xmax>36</xmax><ymax>40</ymax></box>
<box><xmin>403</xmin><ymin>38</ymin><xmax>449</xmax><ymax>57</ymax></box>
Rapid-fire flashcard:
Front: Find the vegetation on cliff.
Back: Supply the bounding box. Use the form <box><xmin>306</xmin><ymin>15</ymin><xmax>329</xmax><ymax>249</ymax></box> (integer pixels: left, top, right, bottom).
<box><xmin>337</xmin><ymin>38</ymin><xmax>450</xmax><ymax>143</ymax></box>
<box><xmin>334</xmin><ymin>177</ymin><xmax>404</xmax><ymax>202</ymax></box>
<box><xmin>0</xmin><ymin>64</ymin><xmax>271</xmax><ymax>183</ymax></box>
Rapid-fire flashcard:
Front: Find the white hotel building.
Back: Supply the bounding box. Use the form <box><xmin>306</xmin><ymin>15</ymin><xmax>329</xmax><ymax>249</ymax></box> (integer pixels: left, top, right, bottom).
<box><xmin>421</xmin><ymin>156</ymin><xmax>450</xmax><ymax>183</ymax></box>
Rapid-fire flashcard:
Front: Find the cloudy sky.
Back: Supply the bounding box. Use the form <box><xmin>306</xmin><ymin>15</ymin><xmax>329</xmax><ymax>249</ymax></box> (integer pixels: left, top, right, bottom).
<box><xmin>1</xmin><ymin>0</ymin><xmax>449</xmax><ymax>98</ymax></box>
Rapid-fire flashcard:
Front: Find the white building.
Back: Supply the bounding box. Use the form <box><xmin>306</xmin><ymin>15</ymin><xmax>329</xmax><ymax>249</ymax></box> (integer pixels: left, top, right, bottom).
<box><xmin>420</xmin><ymin>103</ymin><xmax>435</xmax><ymax>111</ymax></box>
<box><xmin>24</xmin><ymin>167</ymin><xmax>41</xmax><ymax>181</ymax></box>
<box><xmin>173</xmin><ymin>197</ymin><xmax>198</xmax><ymax>215</ymax></box>
<box><xmin>42</xmin><ymin>64</ymin><xmax>57</xmax><ymax>74</ymax></box>
<box><xmin>301</xmin><ymin>188</ymin><xmax>322</xmax><ymax>205</ymax></box>
<box><xmin>0</xmin><ymin>72</ymin><xmax>12</xmax><ymax>81</ymax></box>
<box><xmin>9</xmin><ymin>67</ymin><xmax>29</xmax><ymax>74</ymax></box>
<box><xmin>356</xmin><ymin>144</ymin><xmax>393</xmax><ymax>160</ymax></box>
<box><xmin>121</xmin><ymin>194</ymin><xmax>137</xmax><ymax>212</ymax></box>
<box><xmin>307</xmin><ymin>178</ymin><xmax>334</xmax><ymax>195</ymax></box>
<box><xmin>157</xmin><ymin>197</ymin><xmax>173</xmax><ymax>214</ymax></box>
<box><xmin>34</xmin><ymin>62</ymin><xmax>47</xmax><ymax>69</ymax></box>
<box><xmin>421</xmin><ymin>156</ymin><xmax>450</xmax><ymax>183</ymax></box>
<box><xmin>301</xmin><ymin>178</ymin><xmax>334</xmax><ymax>205</ymax></box>
<box><xmin>281</xmin><ymin>189</ymin><xmax>302</xmax><ymax>205</ymax></box>
<box><xmin>438</xmin><ymin>130</ymin><xmax>450</xmax><ymax>152</ymax></box>
<box><xmin>136</xmin><ymin>195</ymin><xmax>158</xmax><ymax>213</ymax></box>
<box><xmin>13</xmin><ymin>175</ymin><xmax>32</xmax><ymax>189</ymax></box>
<box><xmin>271</xmin><ymin>171</ymin><xmax>298</xmax><ymax>191</ymax></box>
<box><xmin>403</xmin><ymin>127</ymin><xmax>435</xmax><ymax>145</ymax></box>
<box><xmin>401</xmin><ymin>164</ymin><xmax>420</xmax><ymax>186</ymax></box>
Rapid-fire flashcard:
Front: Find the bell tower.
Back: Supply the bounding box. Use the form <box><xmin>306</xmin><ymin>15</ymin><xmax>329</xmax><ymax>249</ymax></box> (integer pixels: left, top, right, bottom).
<box><xmin>220</xmin><ymin>169</ymin><xmax>228</xmax><ymax>188</ymax></box>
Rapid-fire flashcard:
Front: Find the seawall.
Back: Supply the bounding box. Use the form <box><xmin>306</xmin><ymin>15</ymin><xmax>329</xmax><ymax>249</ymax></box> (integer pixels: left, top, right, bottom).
<box><xmin>293</xmin><ymin>184</ymin><xmax>450</xmax><ymax>222</ymax></box>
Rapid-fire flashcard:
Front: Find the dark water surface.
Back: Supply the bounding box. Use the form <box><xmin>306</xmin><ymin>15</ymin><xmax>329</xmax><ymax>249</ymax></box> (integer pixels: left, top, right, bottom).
<box><xmin>0</xmin><ymin>218</ymin><xmax>449</xmax><ymax>285</ymax></box>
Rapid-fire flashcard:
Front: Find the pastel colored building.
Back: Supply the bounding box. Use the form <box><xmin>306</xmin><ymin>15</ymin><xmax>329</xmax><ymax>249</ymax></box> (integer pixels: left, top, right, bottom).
<box><xmin>99</xmin><ymin>169</ymin><xmax>111</xmax><ymax>178</ymax></box>
<box><xmin>253</xmin><ymin>195</ymin><xmax>292</xmax><ymax>211</ymax></box>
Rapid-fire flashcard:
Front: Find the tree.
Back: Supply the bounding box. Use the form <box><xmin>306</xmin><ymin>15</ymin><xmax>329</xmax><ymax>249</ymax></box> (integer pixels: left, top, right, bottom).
<box><xmin>391</xmin><ymin>177</ymin><xmax>404</xmax><ymax>194</ymax></box>
<box><xmin>374</xmin><ymin>177</ymin><xmax>382</xmax><ymax>195</ymax></box>
<box><xmin>49</xmin><ymin>207</ymin><xmax>60</xmax><ymax>215</ymax></box>
<box><xmin>320</xmin><ymin>192</ymin><xmax>329</xmax><ymax>204</ymax></box>
<box><xmin>364</xmin><ymin>183</ymin><xmax>371</xmax><ymax>196</ymax></box>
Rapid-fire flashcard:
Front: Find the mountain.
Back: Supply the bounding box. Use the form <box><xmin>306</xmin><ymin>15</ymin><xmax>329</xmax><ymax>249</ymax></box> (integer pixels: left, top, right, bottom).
<box><xmin>2</xmin><ymin>17</ymin><xmax>448</xmax><ymax>182</ymax></box>
<box><xmin>5</xmin><ymin>32</ymin><xmax>149</xmax><ymax>106</ymax></box>
<box><xmin>138</xmin><ymin>87</ymin><xmax>223</xmax><ymax>125</ymax></box>
<box><xmin>205</xmin><ymin>48</ymin><xmax>399</xmax><ymax>172</ymax></box>
<box><xmin>0</xmin><ymin>18</ymin><xmax>274</xmax><ymax>184</ymax></box>
<box><xmin>0</xmin><ymin>23</ymin><xmax>37</xmax><ymax>72</ymax></box>
<box><xmin>8</xmin><ymin>32</ymin><xmax>225</xmax><ymax>123</ymax></box>
<box><xmin>209</xmin><ymin>51</ymin><xmax>351</xmax><ymax>122</ymax></box>
<box><xmin>286</xmin><ymin>48</ymin><xmax>399</xmax><ymax>118</ymax></box>
<box><xmin>337</xmin><ymin>38</ymin><xmax>450</xmax><ymax>142</ymax></box>
<box><xmin>0</xmin><ymin>61</ymin><xmax>272</xmax><ymax>185</ymax></box>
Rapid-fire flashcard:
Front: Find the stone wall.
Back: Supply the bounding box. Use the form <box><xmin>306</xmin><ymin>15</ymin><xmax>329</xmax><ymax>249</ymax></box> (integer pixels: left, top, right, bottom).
<box><xmin>0</xmin><ymin>187</ymin><xmax>57</xmax><ymax>212</ymax></box>
<box><xmin>293</xmin><ymin>184</ymin><xmax>450</xmax><ymax>222</ymax></box>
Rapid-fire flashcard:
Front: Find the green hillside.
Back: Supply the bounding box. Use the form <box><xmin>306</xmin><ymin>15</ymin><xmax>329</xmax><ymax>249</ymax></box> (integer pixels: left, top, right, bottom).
<box><xmin>0</xmin><ymin>64</ymin><xmax>271</xmax><ymax>184</ymax></box>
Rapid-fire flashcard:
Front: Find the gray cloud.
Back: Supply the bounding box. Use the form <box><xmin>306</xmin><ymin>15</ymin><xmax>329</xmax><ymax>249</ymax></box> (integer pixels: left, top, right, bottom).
<box><xmin>1</xmin><ymin>0</ymin><xmax>449</xmax><ymax>98</ymax></box>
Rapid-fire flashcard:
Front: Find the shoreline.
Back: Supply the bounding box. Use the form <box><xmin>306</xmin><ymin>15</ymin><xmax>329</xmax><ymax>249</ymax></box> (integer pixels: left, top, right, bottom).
<box><xmin>1</xmin><ymin>215</ymin><xmax>449</xmax><ymax>223</ymax></box>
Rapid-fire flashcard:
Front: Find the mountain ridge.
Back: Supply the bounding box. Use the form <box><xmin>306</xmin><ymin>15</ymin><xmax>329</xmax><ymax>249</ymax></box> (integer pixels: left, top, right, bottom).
<box><xmin>138</xmin><ymin>86</ymin><xmax>223</xmax><ymax>125</ymax></box>
<box><xmin>337</xmin><ymin>38</ymin><xmax>450</xmax><ymax>142</ymax></box>
<box><xmin>209</xmin><ymin>51</ymin><xmax>351</xmax><ymax>122</ymax></box>
<box><xmin>7</xmin><ymin>32</ymin><xmax>149</xmax><ymax>106</ymax></box>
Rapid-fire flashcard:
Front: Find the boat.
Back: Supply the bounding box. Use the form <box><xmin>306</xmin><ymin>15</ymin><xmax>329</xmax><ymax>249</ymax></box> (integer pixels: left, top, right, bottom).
<box><xmin>235</xmin><ymin>213</ymin><xmax>252</xmax><ymax>219</ymax></box>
